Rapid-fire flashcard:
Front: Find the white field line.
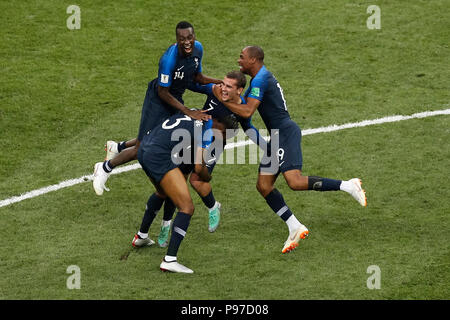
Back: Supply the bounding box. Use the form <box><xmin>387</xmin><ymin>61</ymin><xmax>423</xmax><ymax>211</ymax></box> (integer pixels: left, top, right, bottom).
<box><xmin>1</xmin><ymin>108</ymin><xmax>449</xmax><ymax>208</ymax></box>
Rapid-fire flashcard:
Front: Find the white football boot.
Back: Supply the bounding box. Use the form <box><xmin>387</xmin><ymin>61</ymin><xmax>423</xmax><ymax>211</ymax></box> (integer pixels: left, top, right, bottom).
<box><xmin>93</xmin><ymin>162</ymin><xmax>110</xmax><ymax>196</ymax></box>
<box><xmin>347</xmin><ymin>178</ymin><xmax>367</xmax><ymax>207</ymax></box>
<box><xmin>160</xmin><ymin>259</ymin><xmax>194</xmax><ymax>274</ymax></box>
<box><xmin>132</xmin><ymin>234</ymin><xmax>155</xmax><ymax>247</ymax></box>
<box><xmin>105</xmin><ymin>140</ymin><xmax>119</xmax><ymax>161</ymax></box>
<box><xmin>282</xmin><ymin>224</ymin><xmax>309</xmax><ymax>254</ymax></box>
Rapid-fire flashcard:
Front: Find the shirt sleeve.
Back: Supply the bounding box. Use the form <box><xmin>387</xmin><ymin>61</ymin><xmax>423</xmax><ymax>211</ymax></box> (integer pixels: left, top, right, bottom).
<box><xmin>201</xmin><ymin>119</ymin><xmax>213</xmax><ymax>148</ymax></box>
<box><xmin>158</xmin><ymin>45</ymin><xmax>177</xmax><ymax>87</ymax></box>
<box><xmin>195</xmin><ymin>119</ymin><xmax>213</xmax><ymax>149</ymax></box>
<box><xmin>246</xmin><ymin>73</ymin><xmax>267</xmax><ymax>101</ymax></box>
<box><xmin>187</xmin><ymin>82</ymin><xmax>213</xmax><ymax>95</ymax></box>
<box><xmin>239</xmin><ymin>117</ymin><xmax>267</xmax><ymax>150</ymax></box>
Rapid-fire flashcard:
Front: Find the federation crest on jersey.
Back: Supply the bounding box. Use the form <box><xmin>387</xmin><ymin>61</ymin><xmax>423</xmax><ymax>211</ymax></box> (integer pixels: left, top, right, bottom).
<box><xmin>194</xmin><ymin>57</ymin><xmax>199</xmax><ymax>69</ymax></box>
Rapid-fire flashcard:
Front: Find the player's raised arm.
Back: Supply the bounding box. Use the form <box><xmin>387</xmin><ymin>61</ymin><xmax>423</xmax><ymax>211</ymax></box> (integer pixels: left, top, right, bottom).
<box><xmin>195</xmin><ymin>72</ymin><xmax>223</xmax><ymax>85</ymax></box>
<box><xmin>157</xmin><ymin>85</ymin><xmax>210</xmax><ymax>121</ymax></box>
<box><xmin>192</xmin><ymin>40</ymin><xmax>222</xmax><ymax>86</ymax></box>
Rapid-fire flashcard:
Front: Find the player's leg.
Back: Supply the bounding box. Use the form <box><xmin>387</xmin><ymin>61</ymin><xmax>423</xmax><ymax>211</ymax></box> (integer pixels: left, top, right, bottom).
<box><xmin>132</xmin><ymin>189</ymin><xmax>166</xmax><ymax>248</ymax></box>
<box><xmin>157</xmin><ymin>198</ymin><xmax>176</xmax><ymax>247</ymax></box>
<box><xmin>157</xmin><ymin>165</ymin><xmax>193</xmax><ymax>247</ymax></box>
<box><xmin>189</xmin><ymin>172</ymin><xmax>221</xmax><ymax>233</ymax></box>
<box><xmin>105</xmin><ymin>138</ymin><xmax>137</xmax><ymax>161</ymax></box>
<box><xmin>282</xmin><ymin>169</ymin><xmax>367</xmax><ymax>206</ymax></box>
<box><xmin>278</xmin><ymin>120</ymin><xmax>366</xmax><ymax>205</ymax></box>
<box><xmin>257</xmin><ymin>123</ymin><xmax>309</xmax><ymax>253</ymax></box>
<box><xmin>256</xmin><ymin>172</ymin><xmax>309</xmax><ymax>253</ymax></box>
<box><xmin>93</xmin><ymin>83</ymin><xmax>164</xmax><ymax>195</ymax></box>
<box><xmin>158</xmin><ymin>168</ymin><xmax>195</xmax><ymax>273</ymax></box>
<box><xmin>93</xmin><ymin>139</ymin><xmax>140</xmax><ymax>195</ymax></box>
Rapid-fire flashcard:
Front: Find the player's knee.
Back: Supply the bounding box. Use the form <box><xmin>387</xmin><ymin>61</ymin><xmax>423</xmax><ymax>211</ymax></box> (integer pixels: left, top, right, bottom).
<box><xmin>189</xmin><ymin>176</ymin><xmax>201</xmax><ymax>191</ymax></box>
<box><xmin>286</xmin><ymin>175</ymin><xmax>308</xmax><ymax>191</ymax></box>
<box><xmin>131</xmin><ymin>147</ymin><xmax>138</xmax><ymax>160</ymax></box>
<box><xmin>286</xmin><ymin>178</ymin><xmax>298</xmax><ymax>191</ymax></box>
<box><xmin>155</xmin><ymin>191</ymin><xmax>167</xmax><ymax>199</ymax></box>
<box><xmin>256</xmin><ymin>180</ymin><xmax>271</xmax><ymax>197</ymax></box>
<box><xmin>180</xmin><ymin>202</ymin><xmax>195</xmax><ymax>215</ymax></box>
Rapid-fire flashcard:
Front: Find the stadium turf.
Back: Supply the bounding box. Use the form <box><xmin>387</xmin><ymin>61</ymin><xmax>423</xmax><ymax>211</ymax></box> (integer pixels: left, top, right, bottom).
<box><xmin>0</xmin><ymin>0</ymin><xmax>449</xmax><ymax>300</ymax></box>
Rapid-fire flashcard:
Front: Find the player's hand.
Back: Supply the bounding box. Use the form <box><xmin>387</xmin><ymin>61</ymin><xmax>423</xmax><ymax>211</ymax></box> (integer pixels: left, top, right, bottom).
<box><xmin>187</xmin><ymin>109</ymin><xmax>211</xmax><ymax>121</ymax></box>
<box><xmin>212</xmin><ymin>83</ymin><xmax>223</xmax><ymax>101</ymax></box>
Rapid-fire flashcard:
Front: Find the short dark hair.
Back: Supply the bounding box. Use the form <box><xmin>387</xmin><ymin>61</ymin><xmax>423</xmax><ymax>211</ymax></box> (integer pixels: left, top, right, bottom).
<box><xmin>218</xmin><ymin>114</ymin><xmax>239</xmax><ymax>131</ymax></box>
<box><xmin>246</xmin><ymin>46</ymin><xmax>264</xmax><ymax>62</ymax></box>
<box><xmin>176</xmin><ymin>21</ymin><xmax>194</xmax><ymax>34</ymax></box>
<box><xmin>225</xmin><ymin>71</ymin><xmax>246</xmax><ymax>89</ymax></box>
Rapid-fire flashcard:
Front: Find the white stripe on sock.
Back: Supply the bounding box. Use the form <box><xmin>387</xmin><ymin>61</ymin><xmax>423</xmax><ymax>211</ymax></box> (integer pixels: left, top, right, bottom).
<box><xmin>276</xmin><ymin>206</ymin><xmax>288</xmax><ymax>217</ymax></box>
<box><xmin>174</xmin><ymin>226</ymin><xmax>186</xmax><ymax>238</ymax></box>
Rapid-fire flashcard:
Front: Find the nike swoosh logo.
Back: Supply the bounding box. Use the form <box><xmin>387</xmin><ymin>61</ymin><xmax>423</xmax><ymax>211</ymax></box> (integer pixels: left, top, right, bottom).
<box><xmin>279</xmin><ymin>161</ymin><xmax>285</xmax><ymax>166</ymax></box>
<box><xmin>207</xmin><ymin>157</ymin><xmax>216</xmax><ymax>163</ymax></box>
<box><xmin>177</xmin><ymin>65</ymin><xmax>184</xmax><ymax>71</ymax></box>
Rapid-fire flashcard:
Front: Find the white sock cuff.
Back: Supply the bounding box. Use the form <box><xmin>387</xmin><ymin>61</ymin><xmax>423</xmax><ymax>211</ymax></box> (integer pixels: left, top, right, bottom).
<box><xmin>137</xmin><ymin>231</ymin><xmax>148</xmax><ymax>239</ymax></box>
<box><xmin>164</xmin><ymin>255</ymin><xmax>177</xmax><ymax>262</ymax></box>
<box><xmin>209</xmin><ymin>201</ymin><xmax>219</xmax><ymax>211</ymax></box>
<box><xmin>340</xmin><ymin>180</ymin><xmax>353</xmax><ymax>193</ymax></box>
<box><xmin>286</xmin><ymin>215</ymin><xmax>301</xmax><ymax>234</ymax></box>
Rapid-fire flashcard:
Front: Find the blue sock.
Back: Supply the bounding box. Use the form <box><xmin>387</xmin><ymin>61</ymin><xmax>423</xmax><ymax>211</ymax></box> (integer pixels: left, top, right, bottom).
<box><xmin>201</xmin><ymin>190</ymin><xmax>216</xmax><ymax>209</ymax></box>
<box><xmin>139</xmin><ymin>193</ymin><xmax>165</xmax><ymax>234</ymax></box>
<box><xmin>166</xmin><ymin>212</ymin><xmax>192</xmax><ymax>257</ymax></box>
<box><xmin>103</xmin><ymin>160</ymin><xmax>114</xmax><ymax>173</ymax></box>
<box><xmin>265</xmin><ymin>188</ymin><xmax>293</xmax><ymax>222</ymax></box>
<box><xmin>308</xmin><ymin>176</ymin><xmax>341</xmax><ymax>191</ymax></box>
<box><xmin>163</xmin><ymin>198</ymin><xmax>176</xmax><ymax>221</ymax></box>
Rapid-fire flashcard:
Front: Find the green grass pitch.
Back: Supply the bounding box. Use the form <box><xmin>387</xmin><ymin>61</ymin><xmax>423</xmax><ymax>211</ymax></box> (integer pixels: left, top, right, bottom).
<box><xmin>0</xmin><ymin>0</ymin><xmax>449</xmax><ymax>300</ymax></box>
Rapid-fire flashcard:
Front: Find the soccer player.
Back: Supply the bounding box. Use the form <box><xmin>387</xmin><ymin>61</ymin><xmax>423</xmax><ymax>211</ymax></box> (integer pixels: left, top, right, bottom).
<box><xmin>136</xmin><ymin>112</ymin><xmax>239</xmax><ymax>273</ymax></box>
<box><xmin>153</xmin><ymin>70</ymin><xmax>267</xmax><ymax>246</ymax></box>
<box><xmin>213</xmin><ymin>46</ymin><xmax>367</xmax><ymax>254</ymax></box>
<box><xmin>92</xmin><ymin>21</ymin><xmax>222</xmax><ymax>195</ymax></box>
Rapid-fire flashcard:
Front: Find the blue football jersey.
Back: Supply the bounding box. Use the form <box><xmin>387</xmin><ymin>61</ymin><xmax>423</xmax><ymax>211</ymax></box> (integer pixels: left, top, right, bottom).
<box><xmin>140</xmin><ymin>113</ymin><xmax>213</xmax><ymax>159</ymax></box>
<box><xmin>245</xmin><ymin>65</ymin><xmax>291</xmax><ymax>130</ymax></box>
<box><xmin>154</xmin><ymin>40</ymin><xmax>203</xmax><ymax>103</ymax></box>
<box><xmin>188</xmin><ymin>82</ymin><xmax>266</xmax><ymax>148</ymax></box>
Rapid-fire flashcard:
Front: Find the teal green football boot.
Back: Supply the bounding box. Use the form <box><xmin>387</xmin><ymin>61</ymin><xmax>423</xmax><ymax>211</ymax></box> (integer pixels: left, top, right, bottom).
<box><xmin>158</xmin><ymin>223</ymin><xmax>171</xmax><ymax>247</ymax></box>
<box><xmin>208</xmin><ymin>202</ymin><xmax>221</xmax><ymax>233</ymax></box>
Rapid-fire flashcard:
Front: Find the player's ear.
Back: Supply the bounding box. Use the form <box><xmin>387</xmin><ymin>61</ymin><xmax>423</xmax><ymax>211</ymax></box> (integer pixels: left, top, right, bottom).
<box><xmin>237</xmin><ymin>87</ymin><xmax>244</xmax><ymax>95</ymax></box>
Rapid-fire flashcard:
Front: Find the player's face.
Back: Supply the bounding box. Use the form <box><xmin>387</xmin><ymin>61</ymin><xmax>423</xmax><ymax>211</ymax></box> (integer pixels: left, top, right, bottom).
<box><xmin>221</xmin><ymin>77</ymin><xmax>243</xmax><ymax>102</ymax></box>
<box><xmin>176</xmin><ymin>27</ymin><xmax>195</xmax><ymax>56</ymax></box>
<box><xmin>238</xmin><ymin>48</ymin><xmax>252</xmax><ymax>75</ymax></box>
